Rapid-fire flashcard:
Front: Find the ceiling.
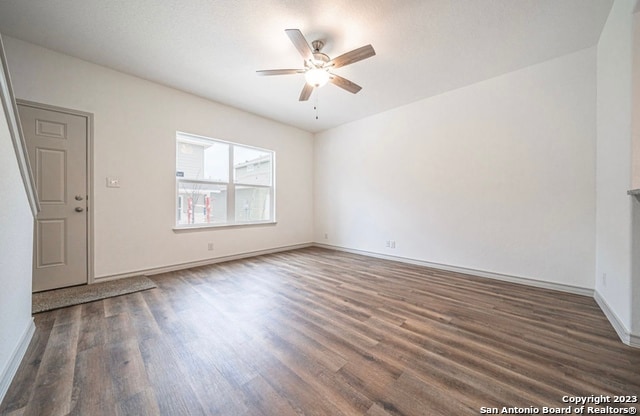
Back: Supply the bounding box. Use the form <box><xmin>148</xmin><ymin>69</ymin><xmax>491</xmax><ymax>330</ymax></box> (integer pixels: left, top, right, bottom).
<box><xmin>0</xmin><ymin>0</ymin><xmax>613</xmax><ymax>133</ymax></box>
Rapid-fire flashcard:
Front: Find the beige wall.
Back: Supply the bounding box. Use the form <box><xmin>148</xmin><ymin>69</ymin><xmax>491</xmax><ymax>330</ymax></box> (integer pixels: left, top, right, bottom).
<box><xmin>3</xmin><ymin>36</ymin><xmax>314</xmax><ymax>279</ymax></box>
<box><xmin>595</xmin><ymin>0</ymin><xmax>636</xmax><ymax>338</ymax></box>
<box><xmin>633</xmin><ymin>11</ymin><xmax>640</xmax><ymax>190</ymax></box>
<box><xmin>0</xmin><ymin>81</ymin><xmax>34</xmax><ymax>398</ymax></box>
<box><xmin>315</xmin><ymin>47</ymin><xmax>597</xmax><ymax>290</ymax></box>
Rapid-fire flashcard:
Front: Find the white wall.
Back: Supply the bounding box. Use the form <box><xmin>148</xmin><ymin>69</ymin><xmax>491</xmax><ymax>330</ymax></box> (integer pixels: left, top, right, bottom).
<box><xmin>315</xmin><ymin>47</ymin><xmax>597</xmax><ymax>290</ymax></box>
<box><xmin>633</xmin><ymin>10</ymin><xmax>640</xmax><ymax>190</ymax></box>
<box><xmin>595</xmin><ymin>0</ymin><xmax>636</xmax><ymax>336</ymax></box>
<box><xmin>3</xmin><ymin>36</ymin><xmax>314</xmax><ymax>279</ymax></box>
<box><xmin>633</xmin><ymin>5</ymin><xmax>640</xmax><ymax>338</ymax></box>
<box><xmin>0</xmin><ymin>93</ymin><xmax>34</xmax><ymax>397</ymax></box>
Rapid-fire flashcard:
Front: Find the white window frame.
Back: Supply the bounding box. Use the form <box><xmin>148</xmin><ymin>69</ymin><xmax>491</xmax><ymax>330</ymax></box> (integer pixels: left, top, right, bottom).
<box><xmin>174</xmin><ymin>131</ymin><xmax>276</xmax><ymax>229</ymax></box>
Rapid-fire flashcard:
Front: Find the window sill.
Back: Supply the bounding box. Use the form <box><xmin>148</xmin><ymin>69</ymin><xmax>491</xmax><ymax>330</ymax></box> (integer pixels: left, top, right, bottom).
<box><xmin>173</xmin><ymin>221</ymin><xmax>277</xmax><ymax>232</ymax></box>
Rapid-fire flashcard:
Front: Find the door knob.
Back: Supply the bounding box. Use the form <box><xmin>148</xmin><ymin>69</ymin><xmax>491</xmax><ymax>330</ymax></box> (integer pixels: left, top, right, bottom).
<box><xmin>75</xmin><ymin>195</ymin><xmax>84</xmax><ymax>201</ymax></box>
<box><xmin>75</xmin><ymin>207</ymin><xmax>84</xmax><ymax>212</ymax></box>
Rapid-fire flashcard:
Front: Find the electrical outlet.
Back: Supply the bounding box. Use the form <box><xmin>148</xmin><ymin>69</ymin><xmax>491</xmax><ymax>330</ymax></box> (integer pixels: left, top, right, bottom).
<box><xmin>390</xmin><ymin>240</ymin><xmax>396</xmax><ymax>249</ymax></box>
<box><xmin>207</xmin><ymin>242</ymin><xmax>214</xmax><ymax>251</ymax></box>
<box><xmin>385</xmin><ymin>240</ymin><xmax>390</xmax><ymax>248</ymax></box>
<box><xmin>324</xmin><ymin>233</ymin><xmax>328</xmax><ymax>239</ymax></box>
<box><xmin>602</xmin><ymin>273</ymin><xmax>607</xmax><ymax>286</ymax></box>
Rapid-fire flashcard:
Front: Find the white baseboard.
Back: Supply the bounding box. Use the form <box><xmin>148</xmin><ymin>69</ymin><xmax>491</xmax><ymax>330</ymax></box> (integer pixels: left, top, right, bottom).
<box><xmin>315</xmin><ymin>243</ymin><xmax>640</xmax><ymax>348</ymax></box>
<box><xmin>93</xmin><ymin>243</ymin><xmax>314</xmax><ymax>282</ymax></box>
<box><xmin>0</xmin><ymin>318</ymin><xmax>35</xmax><ymax>404</ymax></box>
<box><xmin>594</xmin><ymin>290</ymin><xmax>640</xmax><ymax>348</ymax></box>
<box><xmin>313</xmin><ymin>243</ymin><xmax>594</xmax><ymax>297</ymax></box>
<box><xmin>88</xmin><ymin>241</ymin><xmax>639</xmax><ymax>349</ymax></box>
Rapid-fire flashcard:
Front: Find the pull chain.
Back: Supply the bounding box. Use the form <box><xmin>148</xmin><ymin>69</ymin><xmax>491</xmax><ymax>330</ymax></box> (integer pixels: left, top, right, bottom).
<box><xmin>314</xmin><ymin>89</ymin><xmax>320</xmax><ymax>120</ymax></box>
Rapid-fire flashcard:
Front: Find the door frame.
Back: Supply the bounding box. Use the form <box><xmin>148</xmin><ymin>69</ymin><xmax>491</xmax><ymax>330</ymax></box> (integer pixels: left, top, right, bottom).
<box><xmin>17</xmin><ymin>99</ymin><xmax>95</xmax><ymax>286</ymax></box>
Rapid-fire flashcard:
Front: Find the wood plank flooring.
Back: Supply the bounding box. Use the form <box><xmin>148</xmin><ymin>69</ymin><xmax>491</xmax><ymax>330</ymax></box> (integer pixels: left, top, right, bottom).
<box><xmin>2</xmin><ymin>247</ymin><xmax>639</xmax><ymax>415</ymax></box>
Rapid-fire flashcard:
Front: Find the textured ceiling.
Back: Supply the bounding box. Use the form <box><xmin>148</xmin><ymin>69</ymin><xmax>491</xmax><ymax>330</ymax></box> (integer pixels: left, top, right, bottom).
<box><xmin>0</xmin><ymin>0</ymin><xmax>613</xmax><ymax>133</ymax></box>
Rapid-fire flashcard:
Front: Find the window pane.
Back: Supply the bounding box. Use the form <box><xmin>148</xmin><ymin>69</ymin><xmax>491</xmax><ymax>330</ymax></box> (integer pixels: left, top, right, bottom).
<box><xmin>176</xmin><ymin>132</ymin><xmax>275</xmax><ymax>227</ymax></box>
<box><xmin>235</xmin><ymin>186</ymin><xmax>271</xmax><ymax>222</ymax></box>
<box><xmin>177</xmin><ymin>138</ymin><xmax>229</xmax><ymax>182</ymax></box>
<box><xmin>177</xmin><ymin>181</ymin><xmax>227</xmax><ymax>225</ymax></box>
<box><xmin>234</xmin><ymin>146</ymin><xmax>272</xmax><ymax>186</ymax></box>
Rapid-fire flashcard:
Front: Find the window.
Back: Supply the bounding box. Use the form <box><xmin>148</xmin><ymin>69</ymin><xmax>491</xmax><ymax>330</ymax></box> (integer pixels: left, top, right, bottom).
<box><xmin>175</xmin><ymin>132</ymin><xmax>275</xmax><ymax>228</ymax></box>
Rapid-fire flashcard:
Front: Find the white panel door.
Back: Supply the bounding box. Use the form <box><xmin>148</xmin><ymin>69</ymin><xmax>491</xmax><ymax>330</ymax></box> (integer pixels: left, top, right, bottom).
<box><xmin>19</xmin><ymin>104</ymin><xmax>88</xmax><ymax>292</ymax></box>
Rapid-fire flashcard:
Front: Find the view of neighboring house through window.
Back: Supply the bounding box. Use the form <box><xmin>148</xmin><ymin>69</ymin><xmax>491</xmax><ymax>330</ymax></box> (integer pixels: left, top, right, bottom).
<box><xmin>175</xmin><ymin>132</ymin><xmax>275</xmax><ymax>227</ymax></box>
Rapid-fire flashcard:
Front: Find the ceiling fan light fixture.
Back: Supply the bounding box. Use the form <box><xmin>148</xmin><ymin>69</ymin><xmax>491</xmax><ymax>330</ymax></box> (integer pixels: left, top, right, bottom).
<box><xmin>305</xmin><ymin>67</ymin><xmax>330</xmax><ymax>87</ymax></box>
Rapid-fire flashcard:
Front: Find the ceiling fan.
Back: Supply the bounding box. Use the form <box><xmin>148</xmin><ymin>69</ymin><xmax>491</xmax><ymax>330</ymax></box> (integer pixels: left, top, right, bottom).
<box><xmin>257</xmin><ymin>29</ymin><xmax>376</xmax><ymax>101</ymax></box>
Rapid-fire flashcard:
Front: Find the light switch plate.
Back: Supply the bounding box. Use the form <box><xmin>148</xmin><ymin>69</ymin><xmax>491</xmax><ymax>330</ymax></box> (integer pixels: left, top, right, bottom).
<box><xmin>106</xmin><ymin>177</ymin><xmax>120</xmax><ymax>188</ymax></box>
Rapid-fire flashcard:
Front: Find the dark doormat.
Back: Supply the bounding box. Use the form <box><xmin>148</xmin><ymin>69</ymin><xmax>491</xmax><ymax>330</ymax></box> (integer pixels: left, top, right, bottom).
<box><xmin>32</xmin><ymin>275</ymin><xmax>157</xmax><ymax>314</ymax></box>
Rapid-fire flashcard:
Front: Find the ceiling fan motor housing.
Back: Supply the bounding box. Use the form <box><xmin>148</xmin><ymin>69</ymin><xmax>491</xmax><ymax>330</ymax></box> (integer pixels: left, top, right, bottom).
<box><xmin>306</xmin><ymin>41</ymin><xmax>329</xmax><ymax>69</ymax></box>
<box><xmin>308</xmin><ymin>52</ymin><xmax>329</xmax><ymax>68</ymax></box>
<box><xmin>308</xmin><ymin>40</ymin><xmax>330</xmax><ymax>68</ymax></box>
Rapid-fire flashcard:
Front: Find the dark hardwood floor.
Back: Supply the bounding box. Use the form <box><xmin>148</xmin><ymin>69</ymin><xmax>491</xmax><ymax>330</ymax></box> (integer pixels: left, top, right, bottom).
<box><xmin>2</xmin><ymin>247</ymin><xmax>639</xmax><ymax>415</ymax></box>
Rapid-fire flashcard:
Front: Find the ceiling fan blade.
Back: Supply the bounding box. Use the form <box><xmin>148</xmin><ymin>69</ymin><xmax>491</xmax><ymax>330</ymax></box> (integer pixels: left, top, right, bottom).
<box><xmin>256</xmin><ymin>69</ymin><xmax>304</xmax><ymax>76</ymax></box>
<box><xmin>299</xmin><ymin>83</ymin><xmax>314</xmax><ymax>101</ymax></box>
<box><xmin>328</xmin><ymin>44</ymin><xmax>376</xmax><ymax>69</ymax></box>
<box><xmin>285</xmin><ymin>29</ymin><xmax>314</xmax><ymax>61</ymax></box>
<box><xmin>329</xmin><ymin>74</ymin><xmax>362</xmax><ymax>94</ymax></box>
